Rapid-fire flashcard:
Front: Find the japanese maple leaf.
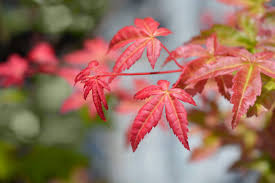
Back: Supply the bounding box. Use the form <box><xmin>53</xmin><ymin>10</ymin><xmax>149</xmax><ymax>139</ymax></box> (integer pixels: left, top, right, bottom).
<box><xmin>129</xmin><ymin>80</ymin><xmax>196</xmax><ymax>151</ymax></box>
<box><xmin>58</xmin><ymin>67</ymin><xmax>99</xmax><ymax>118</ymax></box>
<box><xmin>166</xmin><ymin>35</ymin><xmax>233</xmax><ymax>99</ymax></box>
<box><xmin>164</xmin><ymin>34</ymin><xmax>224</xmax><ymax>65</ymax></box>
<box><xmin>0</xmin><ymin>54</ymin><xmax>28</xmax><ymax>87</ymax></box>
<box><xmin>75</xmin><ymin>60</ymin><xmax>111</xmax><ymax>120</ymax></box>
<box><xmin>58</xmin><ymin>66</ymin><xmax>126</xmax><ymax>118</ymax></box>
<box><xmin>185</xmin><ymin>49</ymin><xmax>275</xmax><ymax>128</ymax></box>
<box><xmin>58</xmin><ymin>66</ymin><xmax>127</xmax><ymax>119</ymax></box>
<box><xmin>64</xmin><ymin>38</ymin><xmax>117</xmax><ymax>65</ymax></box>
<box><xmin>28</xmin><ymin>42</ymin><xmax>58</xmax><ymax>74</ymax></box>
<box><xmin>108</xmin><ymin>17</ymin><xmax>172</xmax><ymax>78</ymax></box>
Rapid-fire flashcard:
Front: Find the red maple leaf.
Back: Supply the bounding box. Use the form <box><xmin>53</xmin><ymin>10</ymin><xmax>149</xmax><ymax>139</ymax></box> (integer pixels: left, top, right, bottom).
<box><xmin>164</xmin><ymin>34</ymin><xmax>225</xmax><ymax>65</ymax></box>
<box><xmin>58</xmin><ymin>67</ymin><xmax>99</xmax><ymax>118</ymax></box>
<box><xmin>108</xmin><ymin>17</ymin><xmax>172</xmax><ymax>78</ymax></box>
<box><xmin>75</xmin><ymin>60</ymin><xmax>111</xmax><ymax>120</ymax></box>
<box><xmin>185</xmin><ymin>49</ymin><xmax>275</xmax><ymax>128</ymax></box>
<box><xmin>58</xmin><ymin>68</ymin><xmax>87</xmax><ymax>112</ymax></box>
<box><xmin>129</xmin><ymin>80</ymin><xmax>196</xmax><ymax>151</ymax></box>
<box><xmin>167</xmin><ymin>35</ymin><xmax>233</xmax><ymax>99</ymax></box>
<box><xmin>64</xmin><ymin>38</ymin><xmax>117</xmax><ymax>65</ymax></box>
<box><xmin>0</xmin><ymin>54</ymin><xmax>28</xmax><ymax>87</ymax></box>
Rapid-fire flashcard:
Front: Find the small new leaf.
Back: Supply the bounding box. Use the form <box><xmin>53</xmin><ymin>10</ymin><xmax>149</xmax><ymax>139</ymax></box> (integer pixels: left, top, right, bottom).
<box><xmin>75</xmin><ymin>60</ymin><xmax>111</xmax><ymax>120</ymax></box>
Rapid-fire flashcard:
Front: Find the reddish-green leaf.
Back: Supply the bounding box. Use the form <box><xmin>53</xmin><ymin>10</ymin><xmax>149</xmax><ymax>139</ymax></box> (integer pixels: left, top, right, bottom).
<box><xmin>215</xmin><ymin>75</ymin><xmax>233</xmax><ymax>100</ymax></box>
<box><xmin>186</xmin><ymin>49</ymin><xmax>275</xmax><ymax>128</ymax></box>
<box><xmin>173</xmin><ymin>35</ymin><xmax>234</xmax><ymax>96</ymax></box>
<box><xmin>230</xmin><ymin>65</ymin><xmax>262</xmax><ymax>128</ymax></box>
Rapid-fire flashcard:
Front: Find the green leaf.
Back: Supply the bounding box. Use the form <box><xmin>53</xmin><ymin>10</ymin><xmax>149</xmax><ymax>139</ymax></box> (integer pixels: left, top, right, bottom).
<box><xmin>191</xmin><ymin>24</ymin><xmax>256</xmax><ymax>50</ymax></box>
<box><xmin>0</xmin><ymin>88</ymin><xmax>26</xmax><ymax>104</ymax></box>
<box><xmin>18</xmin><ymin>146</ymin><xmax>88</xmax><ymax>183</ymax></box>
<box><xmin>247</xmin><ymin>76</ymin><xmax>275</xmax><ymax>117</ymax></box>
<box><xmin>238</xmin><ymin>14</ymin><xmax>257</xmax><ymax>42</ymax></box>
<box><xmin>0</xmin><ymin>142</ymin><xmax>16</xmax><ymax>180</ymax></box>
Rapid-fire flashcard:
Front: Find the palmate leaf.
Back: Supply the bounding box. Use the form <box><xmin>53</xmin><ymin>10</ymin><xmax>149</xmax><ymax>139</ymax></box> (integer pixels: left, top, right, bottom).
<box><xmin>130</xmin><ymin>80</ymin><xmax>196</xmax><ymax>151</ymax></box>
<box><xmin>169</xmin><ymin>35</ymin><xmax>234</xmax><ymax>98</ymax></box>
<box><xmin>186</xmin><ymin>49</ymin><xmax>275</xmax><ymax>128</ymax></box>
<box><xmin>108</xmin><ymin>17</ymin><xmax>171</xmax><ymax>80</ymax></box>
<box><xmin>75</xmin><ymin>61</ymin><xmax>111</xmax><ymax>120</ymax></box>
<box><xmin>57</xmin><ymin>67</ymin><xmax>88</xmax><ymax>114</ymax></box>
<box><xmin>215</xmin><ymin>75</ymin><xmax>233</xmax><ymax>100</ymax></box>
<box><xmin>230</xmin><ymin>65</ymin><xmax>262</xmax><ymax>128</ymax></box>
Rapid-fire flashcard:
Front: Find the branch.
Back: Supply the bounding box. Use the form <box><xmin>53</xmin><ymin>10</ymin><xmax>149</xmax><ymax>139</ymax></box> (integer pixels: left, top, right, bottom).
<box><xmin>160</xmin><ymin>43</ymin><xmax>183</xmax><ymax>68</ymax></box>
<box><xmin>88</xmin><ymin>69</ymin><xmax>183</xmax><ymax>79</ymax></box>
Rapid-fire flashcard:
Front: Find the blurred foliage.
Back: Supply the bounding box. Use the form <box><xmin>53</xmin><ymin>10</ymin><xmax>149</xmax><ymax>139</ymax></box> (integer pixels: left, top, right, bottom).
<box><xmin>0</xmin><ymin>0</ymin><xmax>112</xmax><ymax>177</ymax></box>
<box><xmin>187</xmin><ymin>1</ymin><xmax>275</xmax><ymax>180</ymax></box>
<box><xmin>18</xmin><ymin>146</ymin><xmax>88</xmax><ymax>183</ymax></box>
<box><xmin>248</xmin><ymin>76</ymin><xmax>275</xmax><ymax>117</ymax></box>
<box><xmin>187</xmin><ymin>82</ymin><xmax>275</xmax><ymax>183</ymax></box>
<box><xmin>0</xmin><ymin>74</ymin><xmax>110</xmax><ymax>182</ymax></box>
<box><xmin>0</xmin><ymin>0</ymin><xmax>274</xmax><ymax>183</ymax></box>
<box><xmin>0</xmin><ymin>0</ymin><xmax>107</xmax><ymax>38</ymax></box>
<box><xmin>192</xmin><ymin>22</ymin><xmax>257</xmax><ymax>52</ymax></box>
<box><xmin>0</xmin><ymin>142</ymin><xmax>88</xmax><ymax>182</ymax></box>
<box><xmin>0</xmin><ymin>0</ymin><xmax>108</xmax><ymax>60</ymax></box>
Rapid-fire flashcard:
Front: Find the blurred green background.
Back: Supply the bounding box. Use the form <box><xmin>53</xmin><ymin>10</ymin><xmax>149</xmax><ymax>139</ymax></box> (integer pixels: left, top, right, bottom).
<box><xmin>0</xmin><ymin>0</ymin><xmax>110</xmax><ymax>182</ymax></box>
<box><xmin>0</xmin><ymin>0</ymin><xmax>107</xmax><ymax>59</ymax></box>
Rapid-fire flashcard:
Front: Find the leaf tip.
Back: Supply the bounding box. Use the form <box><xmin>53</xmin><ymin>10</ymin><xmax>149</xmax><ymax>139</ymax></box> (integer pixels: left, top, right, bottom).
<box><xmin>131</xmin><ymin>143</ymin><xmax>138</xmax><ymax>152</ymax></box>
<box><xmin>191</xmin><ymin>98</ymin><xmax>197</xmax><ymax>106</ymax></box>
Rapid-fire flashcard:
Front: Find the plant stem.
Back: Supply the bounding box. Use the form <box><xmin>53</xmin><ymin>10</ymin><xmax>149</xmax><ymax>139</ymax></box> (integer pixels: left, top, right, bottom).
<box><xmin>160</xmin><ymin>43</ymin><xmax>183</xmax><ymax>68</ymax></box>
<box><xmin>89</xmin><ymin>69</ymin><xmax>183</xmax><ymax>78</ymax></box>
